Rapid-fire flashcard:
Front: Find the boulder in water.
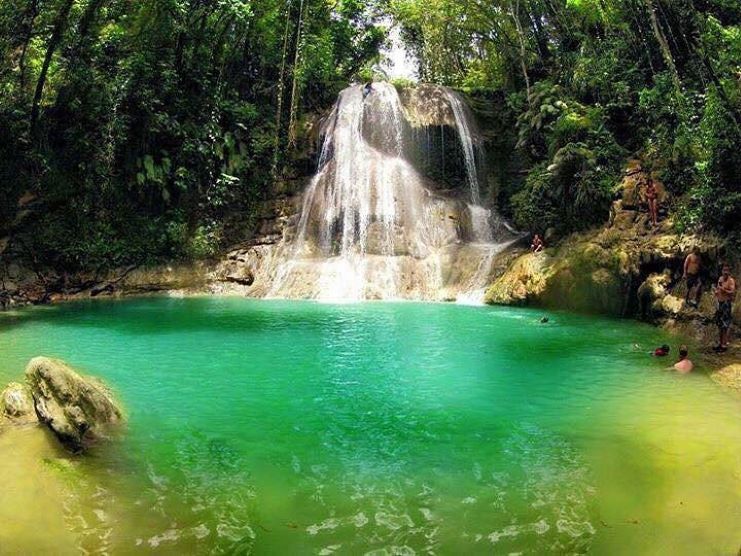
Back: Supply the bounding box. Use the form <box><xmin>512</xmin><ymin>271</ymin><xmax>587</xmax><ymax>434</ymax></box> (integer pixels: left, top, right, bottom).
<box><xmin>1</xmin><ymin>382</ymin><xmax>36</xmax><ymax>424</ymax></box>
<box><xmin>25</xmin><ymin>357</ymin><xmax>123</xmax><ymax>452</ymax></box>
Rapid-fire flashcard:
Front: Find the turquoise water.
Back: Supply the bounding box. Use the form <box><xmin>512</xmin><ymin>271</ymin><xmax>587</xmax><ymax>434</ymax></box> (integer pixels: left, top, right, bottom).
<box><xmin>0</xmin><ymin>298</ymin><xmax>739</xmax><ymax>554</ymax></box>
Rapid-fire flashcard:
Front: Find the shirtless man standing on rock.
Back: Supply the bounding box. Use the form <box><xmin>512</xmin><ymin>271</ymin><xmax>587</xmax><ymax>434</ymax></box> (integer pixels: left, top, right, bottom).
<box><xmin>713</xmin><ymin>263</ymin><xmax>736</xmax><ymax>352</ymax></box>
<box><xmin>645</xmin><ymin>178</ymin><xmax>659</xmax><ymax>227</ymax></box>
<box><xmin>683</xmin><ymin>248</ymin><xmax>702</xmax><ymax>308</ymax></box>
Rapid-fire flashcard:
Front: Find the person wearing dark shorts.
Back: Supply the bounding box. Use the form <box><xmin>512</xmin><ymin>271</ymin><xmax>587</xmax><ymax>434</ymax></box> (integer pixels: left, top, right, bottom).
<box><xmin>683</xmin><ymin>248</ymin><xmax>702</xmax><ymax>307</ymax></box>
<box><xmin>713</xmin><ymin>264</ymin><xmax>736</xmax><ymax>352</ymax></box>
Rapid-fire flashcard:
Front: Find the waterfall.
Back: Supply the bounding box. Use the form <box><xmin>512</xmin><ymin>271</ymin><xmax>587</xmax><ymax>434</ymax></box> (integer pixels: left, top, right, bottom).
<box><xmin>442</xmin><ymin>88</ymin><xmax>483</xmax><ymax>205</ymax></box>
<box><xmin>468</xmin><ymin>204</ymin><xmax>494</xmax><ymax>243</ymax></box>
<box><xmin>262</xmin><ymin>83</ymin><xmax>518</xmax><ymax>302</ymax></box>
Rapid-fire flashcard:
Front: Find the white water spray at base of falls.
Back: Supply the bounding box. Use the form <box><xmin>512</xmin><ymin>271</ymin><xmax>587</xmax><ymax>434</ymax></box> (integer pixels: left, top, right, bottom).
<box><xmin>256</xmin><ymin>83</ymin><xmax>519</xmax><ymax>303</ymax></box>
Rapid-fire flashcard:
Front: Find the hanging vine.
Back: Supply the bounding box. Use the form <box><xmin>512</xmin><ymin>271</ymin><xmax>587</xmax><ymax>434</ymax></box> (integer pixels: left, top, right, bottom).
<box><xmin>272</xmin><ymin>0</ymin><xmax>294</xmax><ymax>178</ymax></box>
<box><xmin>287</xmin><ymin>0</ymin><xmax>307</xmax><ymax>148</ymax></box>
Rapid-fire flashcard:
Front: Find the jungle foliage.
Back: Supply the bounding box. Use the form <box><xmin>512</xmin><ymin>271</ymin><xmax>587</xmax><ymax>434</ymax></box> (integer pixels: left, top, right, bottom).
<box><xmin>0</xmin><ymin>0</ymin><xmax>383</xmax><ymax>271</ymax></box>
<box><xmin>389</xmin><ymin>0</ymin><xmax>740</xmax><ymax>237</ymax></box>
<box><xmin>0</xmin><ymin>0</ymin><xmax>739</xmax><ymax>275</ymax></box>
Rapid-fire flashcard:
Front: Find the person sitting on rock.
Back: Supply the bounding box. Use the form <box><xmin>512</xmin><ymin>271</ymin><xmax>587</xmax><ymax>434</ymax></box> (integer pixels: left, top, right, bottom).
<box><xmin>645</xmin><ymin>178</ymin><xmax>659</xmax><ymax>227</ymax></box>
<box><xmin>672</xmin><ymin>345</ymin><xmax>693</xmax><ymax>373</ymax></box>
<box><xmin>683</xmin><ymin>248</ymin><xmax>702</xmax><ymax>308</ymax></box>
<box><xmin>362</xmin><ymin>81</ymin><xmax>374</xmax><ymax>100</ymax></box>
<box><xmin>713</xmin><ymin>263</ymin><xmax>736</xmax><ymax>352</ymax></box>
<box><xmin>530</xmin><ymin>234</ymin><xmax>544</xmax><ymax>253</ymax></box>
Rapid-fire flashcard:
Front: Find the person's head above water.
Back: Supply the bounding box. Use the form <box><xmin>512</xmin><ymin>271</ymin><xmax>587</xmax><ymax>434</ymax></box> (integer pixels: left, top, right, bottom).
<box><xmin>674</xmin><ymin>344</ymin><xmax>693</xmax><ymax>373</ymax></box>
<box><xmin>654</xmin><ymin>344</ymin><xmax>670</xmax><ymax>356</ymax></box>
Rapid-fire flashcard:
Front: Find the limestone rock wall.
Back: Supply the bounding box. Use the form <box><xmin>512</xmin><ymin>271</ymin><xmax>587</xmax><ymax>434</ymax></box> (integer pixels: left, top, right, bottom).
<box><xmin>484</xmin><ymin>212</ymin><xmax>738</xmax><ymax>342</ymax></box>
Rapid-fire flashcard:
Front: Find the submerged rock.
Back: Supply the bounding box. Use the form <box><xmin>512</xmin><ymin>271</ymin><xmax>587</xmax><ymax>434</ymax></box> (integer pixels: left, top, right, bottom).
<box><xmin>1</xmin><ymin>382</ymin><xmax>35</xmax><ymax>424</ymax></box>
<box><xmin>711</xmin><ymin>364</ymin><xmax>741</xmax><ymax>393</ymax></box>
<box><xmin>25</xmin><ymin>357</ymin><xmax>123</xmax><ymax>452</ymax></box>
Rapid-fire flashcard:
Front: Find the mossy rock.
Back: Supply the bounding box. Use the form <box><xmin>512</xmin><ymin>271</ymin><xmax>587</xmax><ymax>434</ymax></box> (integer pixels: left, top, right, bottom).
<box><xmin>484</xmin><ymin>253</ymin><xmax>553</xmax><ymax>305</ymax></box>
<box><xmin>1</xmin><ymin>382</ymin><xmax>36</xmax><ymax>424</ymax></box>
<box><xmin>25</xmin><ymin>357</ymin><xmax>124</xmax><ymax>453</ymax></box>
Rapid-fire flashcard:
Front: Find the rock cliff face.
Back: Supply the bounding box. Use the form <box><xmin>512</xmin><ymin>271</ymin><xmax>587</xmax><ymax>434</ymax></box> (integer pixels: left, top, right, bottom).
<box><xmin>24</xmin><ymin>357</ymin><xmax>124</xmax><ymax>452</ymax></box>
<box><xmin>484</xmin><ymin>164</ymin><xmax>738</xmax><ymax>345</ymax></box>
<box><xmin>486</xmin><ymin>220</ymin><xmax>733</xmax><ymax>314</ymax></box>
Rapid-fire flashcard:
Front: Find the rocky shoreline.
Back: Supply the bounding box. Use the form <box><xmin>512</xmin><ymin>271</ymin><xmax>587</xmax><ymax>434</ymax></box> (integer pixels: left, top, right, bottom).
<box><xmin>1</xmin><ymin>165</ymin><xmax>738</xmax><ymax>390</ymax></box>
<box><xmin>480</xmin><ymin>163</ymin><xmax>740</xmax><ymax>388</ymax></box>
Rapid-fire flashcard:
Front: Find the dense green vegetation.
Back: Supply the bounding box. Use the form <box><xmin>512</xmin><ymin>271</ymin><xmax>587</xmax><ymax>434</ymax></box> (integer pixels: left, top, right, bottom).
<box><xmin>0</xmin><ymin>0</ymin><xmax>383</xmax><ymax>271</ymax></box>
<box><xmin>390</xmin><ymin>0</ymin><xmax>740</xmax><ymax>238</ymax></box>
<box><xmin>1</xmin><ymin>0</ymin><xmax>739</xmax><ymax>276</ymax></box>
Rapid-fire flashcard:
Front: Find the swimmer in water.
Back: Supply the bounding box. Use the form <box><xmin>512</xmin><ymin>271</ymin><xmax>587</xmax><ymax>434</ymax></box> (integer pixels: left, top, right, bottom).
<box><xmin>673</xmin><ymin>345</ymin><xmax>693</xmax><ymax>373</ymax></box>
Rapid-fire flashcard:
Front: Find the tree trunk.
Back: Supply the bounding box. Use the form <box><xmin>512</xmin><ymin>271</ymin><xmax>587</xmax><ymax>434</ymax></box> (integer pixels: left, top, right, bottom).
<box><xmin>64</xmin><ymin>0</ymin><xmax>108</xmax><ymax>70</ymax></box>
<box><xmin>287</xmin><ymin>0</ymin><xmax>307</xmax><ymax>148</ymax></box>
<box><xmin>77</xmin><ymin>0</ymin><xmax>107</xmax><ymax>44</ymax></box>
<box><xmin>527</xmin><ymin>0</ymin><xmax>550</xmax><ymax>62</ymax></box>
<box><xmin>18</xmin><ymin>0</ymin><xmax>40</xmax><ymax>91</ymax></box>
<box><xmin>30</xmin><ymin>0</ymin><xmax>75</xmax><ymax>136</ymax></box>
<box><xmin>627</xmin><ymin>0</ymin><xmax>657</xmax><ymax>75</ymax></box>
<box><xmin>272</xmin><ymin>0</ymin><xmax>293</xmax><ymax>178</ymax></box>
<box><xmin>511</xmin><ymin>0</ymin><xmax>532</xmax><ymax>104</ymax></box>
<box><xmin>645</xmin><ymin>0</ymin><xmax>681</xmax><ymax>90</ymax></box>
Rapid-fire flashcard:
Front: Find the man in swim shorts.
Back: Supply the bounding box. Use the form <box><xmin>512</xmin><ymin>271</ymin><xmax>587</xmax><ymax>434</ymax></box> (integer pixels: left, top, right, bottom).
<box><xmin>714</xmin><ymin>263</ymin><xmax>736</xmax><ymax>352</ymax></box>
<box><xmin>683</xmin><ymin>248</ymin><xmax>702</xmax><ymax>308</ymax></box>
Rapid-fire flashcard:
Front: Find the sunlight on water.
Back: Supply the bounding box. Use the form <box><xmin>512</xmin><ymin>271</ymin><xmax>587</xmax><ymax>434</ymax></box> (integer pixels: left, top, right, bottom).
<box><xmin>0</xmin><ymin>298</ymin><xmax>739</xmax><ymax>554</ymax></box>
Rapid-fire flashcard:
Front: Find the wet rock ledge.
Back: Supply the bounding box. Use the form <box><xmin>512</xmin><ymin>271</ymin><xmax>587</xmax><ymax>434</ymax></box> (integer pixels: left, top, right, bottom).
<box><xmin>1</xmin><ymin>357</ymin><xmax>124</xmax><ymax>453</ymax></box>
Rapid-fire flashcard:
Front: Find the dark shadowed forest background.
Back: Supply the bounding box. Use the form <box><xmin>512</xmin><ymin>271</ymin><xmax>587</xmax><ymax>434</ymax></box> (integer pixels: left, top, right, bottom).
<box><xmin>1</xmin><ymin>0</ymin><xmax>739</xmax><ymax>276</ymax></box>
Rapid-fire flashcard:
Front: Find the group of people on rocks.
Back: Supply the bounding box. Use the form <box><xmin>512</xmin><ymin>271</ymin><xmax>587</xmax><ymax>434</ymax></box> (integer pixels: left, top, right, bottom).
<box><xmin>526</xmin><ymin>168</ymin><xmax>735</xmax><ymax>371</ymax></box>
<box><xmin>531</xmin><ymin>232</ymin><xmax>736</xmax><ymax>365</ymax></box>
<box><xmin>650</xmin><ymin>254</ymin><xmax>736</xmax><ymax>374</ymax></box>
<box><xmin>681</xmin><ymin>248</ymin><xmax>736</xmax><ymax>353</ymax></box>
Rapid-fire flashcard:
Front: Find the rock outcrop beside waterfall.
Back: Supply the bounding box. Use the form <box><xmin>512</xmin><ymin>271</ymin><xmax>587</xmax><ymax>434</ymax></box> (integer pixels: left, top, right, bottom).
<box><xmin>1</xmin><ymin>357</ymin><xmax>124</xmax><ymax>453</ymax></box>
<box><xmin>484</xmin><ymin>191</ymin><xmax>737</xmax><ymax>346</ymax></box>
<box><xmin>487</xmin><ymin>221</ymin><xmax>729</xmax><ymax>306</ymax></box>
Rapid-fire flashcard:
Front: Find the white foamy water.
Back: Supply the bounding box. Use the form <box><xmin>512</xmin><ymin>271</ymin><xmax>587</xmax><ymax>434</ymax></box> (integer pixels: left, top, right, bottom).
<box><xmin>262</xmin><ymin>83</ymin><xmax>518</xmax><ymax>302</ymax></box>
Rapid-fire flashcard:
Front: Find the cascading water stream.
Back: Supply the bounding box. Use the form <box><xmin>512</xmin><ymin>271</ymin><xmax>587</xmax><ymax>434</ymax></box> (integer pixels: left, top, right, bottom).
<box><xmin>262</xmin><ymin>82</ymin><xmax>518</xmax><ymax>302</ymax></box>
<box><xmin>440</xmin><ymin>88</ymin><xmax>522</xmax><ymax>303</ymax></box>
<box><xmin>442</xmin><ymin>88</ymin><xmax>483</xmax><ymax>205</ymax></box>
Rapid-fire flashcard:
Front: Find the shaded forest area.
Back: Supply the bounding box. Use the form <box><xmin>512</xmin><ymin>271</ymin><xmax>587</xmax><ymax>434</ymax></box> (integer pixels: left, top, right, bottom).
<box><xmin>1</xmin><ymin>0</ymin><xmax>739</xmax><ymax>276</ymax></box>
<box><xmin>1</xmin><ymin>0</ymin><xmax>383</xmax><ymax>271</ymax></box>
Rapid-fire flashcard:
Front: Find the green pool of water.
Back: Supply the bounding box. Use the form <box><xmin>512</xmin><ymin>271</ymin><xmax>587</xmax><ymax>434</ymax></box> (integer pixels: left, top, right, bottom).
<box><xmin>0</xmin><ymin>298</ymin><xmax>739</xmax><ymax>554</ymax></box>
